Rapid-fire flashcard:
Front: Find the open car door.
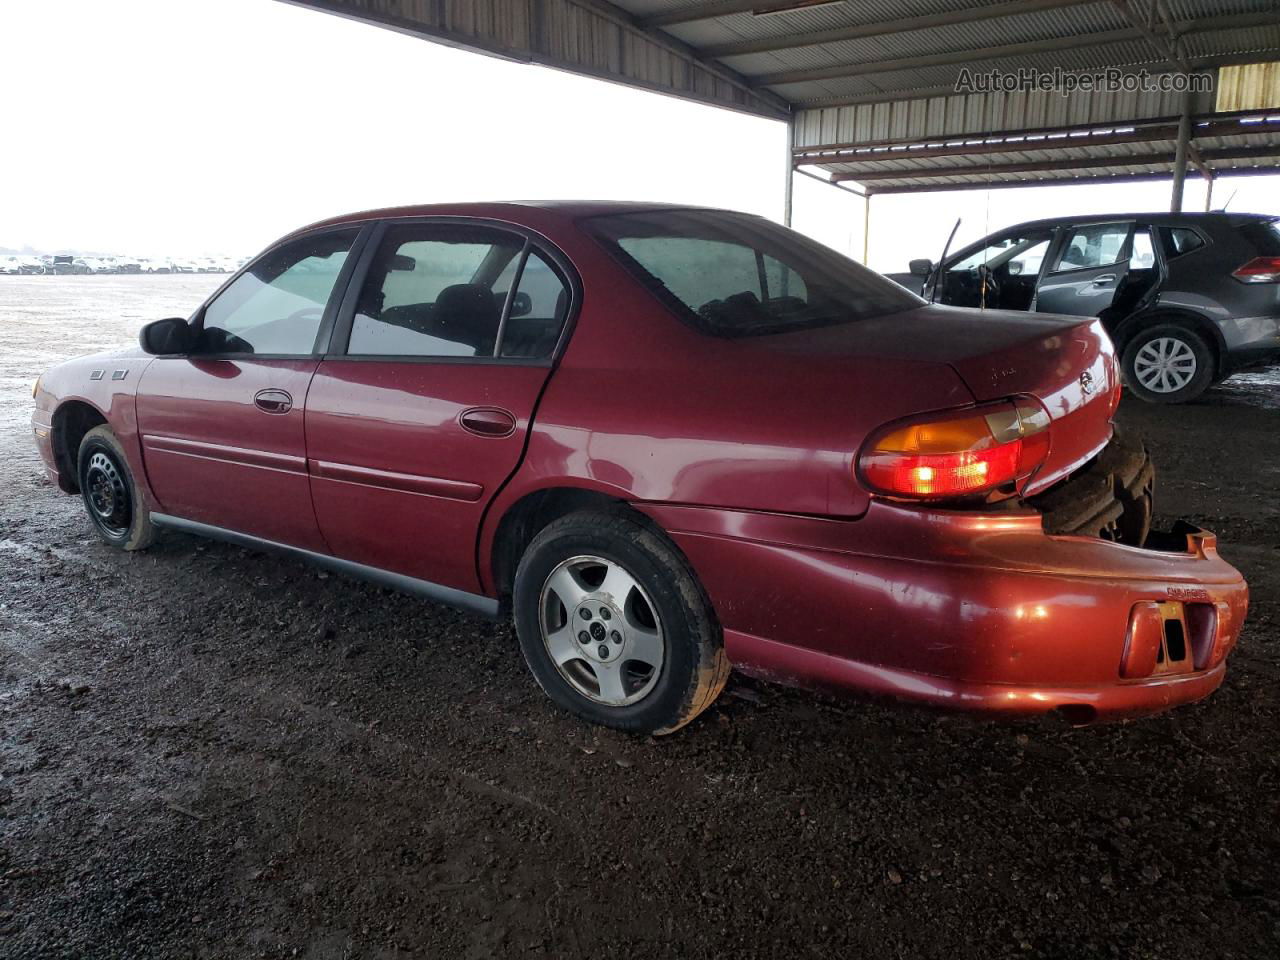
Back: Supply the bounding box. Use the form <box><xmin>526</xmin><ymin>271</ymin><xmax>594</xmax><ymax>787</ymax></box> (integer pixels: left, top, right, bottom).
<box><xmin>1034</xmin><ymin>221</ymin><xmax>1134</xmax><ymax>318</ymax></box>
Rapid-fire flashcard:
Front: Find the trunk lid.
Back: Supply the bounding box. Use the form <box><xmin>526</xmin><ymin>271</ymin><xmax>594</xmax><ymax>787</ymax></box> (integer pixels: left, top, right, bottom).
<box><xmin>759</xmin><ymin>304</ymin><xmax>1119</xmax><ymax>497</ymax></box>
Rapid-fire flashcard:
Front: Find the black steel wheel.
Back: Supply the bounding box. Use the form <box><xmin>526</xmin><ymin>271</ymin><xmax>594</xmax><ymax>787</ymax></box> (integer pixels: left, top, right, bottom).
<box><xmin>77</xmin><ymin>425</ymin><xmax>155</xmax><ymax>551</ymax></box>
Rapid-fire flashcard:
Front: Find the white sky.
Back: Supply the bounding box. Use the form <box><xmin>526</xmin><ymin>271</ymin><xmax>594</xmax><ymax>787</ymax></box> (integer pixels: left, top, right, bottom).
<box><xmin>3</xmin><ymin>0</ymin><xmax>1278</xmax><ymax>272</ymax></box>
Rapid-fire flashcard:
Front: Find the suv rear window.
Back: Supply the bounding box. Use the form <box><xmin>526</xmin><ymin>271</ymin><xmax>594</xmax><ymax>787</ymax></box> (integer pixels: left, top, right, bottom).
<box><xmin>586</xmin><ymin>209</ymin><xmax>919</xmax><ymax>337</ymax></box>
<box><xmin>1240</xmin><ymin>219</ymin><xmax>1280</xmax><ymax>256</ymax></box>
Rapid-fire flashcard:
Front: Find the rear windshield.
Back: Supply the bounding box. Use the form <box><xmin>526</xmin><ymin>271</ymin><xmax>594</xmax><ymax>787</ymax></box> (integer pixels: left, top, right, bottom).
<box><xmin>586</xmin><ymin>209</ymin><xmax>920</xmax><ymax>337</ymax></box>
<box><xmin>1240</xmin><ymin>218</ymin><xmax>1280</xmax><ymax>256</ymax></box>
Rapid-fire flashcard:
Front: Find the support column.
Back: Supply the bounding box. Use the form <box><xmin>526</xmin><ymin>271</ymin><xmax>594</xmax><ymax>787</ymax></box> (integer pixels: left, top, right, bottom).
<box><xmin>1170</xmin><ymin>95</ymin><xmax>1192</xmax><ymax>212</ymax></box>
<box><xmin>783</xmin><ymin>120</ymin><xmax>794</xmax><ymax>227</ymax></box>
<box><xmin>862</xmin><ymin>193</ymin><xmax>871</xmax><ymax>265</ymax></box>
<box><xmin>1204</xmin><ymin>175</ymin><xmax>1215</xmax><ymax>212</ymax></box>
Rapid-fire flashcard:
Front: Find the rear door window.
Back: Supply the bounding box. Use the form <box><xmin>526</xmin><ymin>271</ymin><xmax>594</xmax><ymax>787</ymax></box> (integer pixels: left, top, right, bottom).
<box><xmin>1050</xmin><ymin>223</ymin><xmax>1130</xmax><ymax>273</ymax></box>
<box><xmin>346</xmin><ymin>223</ymin><xmax>570</xmax><ymax>360</ymax></box>
<box><xmin>348</xmin><ymin>225</ymin><xmax>523</xmax><ymax>358</ymax></box>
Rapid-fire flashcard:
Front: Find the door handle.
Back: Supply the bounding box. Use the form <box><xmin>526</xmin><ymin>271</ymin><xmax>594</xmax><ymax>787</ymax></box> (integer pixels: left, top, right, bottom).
<box><xmin>459</xmin><ymin>407</ymin><xmax>516</xmax><ymax>438</ymax></box>
<box><xmin>253</xmin><ymin>388</ymin><xmax>293</xmax><ymax>414</ymax></box>
<box><xmin>1091</xmin><ymin>274</ymin><xmax>1117</xmax><ymax>286</ymax></box>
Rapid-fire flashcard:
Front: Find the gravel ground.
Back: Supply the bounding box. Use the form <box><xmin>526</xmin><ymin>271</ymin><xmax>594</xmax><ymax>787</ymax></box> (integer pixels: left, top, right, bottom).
<box><xmin>1</xmin><ymin>275</ymin><xmax>1278</xmax><ymax>959</ymax></box>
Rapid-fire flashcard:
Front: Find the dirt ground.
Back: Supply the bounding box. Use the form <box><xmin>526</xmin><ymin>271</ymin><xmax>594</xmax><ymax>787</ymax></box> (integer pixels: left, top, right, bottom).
<box><xmin>2</xmin><ymin>275</ymin><xmax>1278</xmax><ymax>960</ymax></box>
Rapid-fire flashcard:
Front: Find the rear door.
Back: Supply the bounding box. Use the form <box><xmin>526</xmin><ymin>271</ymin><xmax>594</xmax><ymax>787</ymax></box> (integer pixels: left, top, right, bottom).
<box><xmin>1035</xmin><ymin>221</ymin><xmax>1133</xmax><ymax>317</ymax></box>
<box><xmin>303</xmin><ymin>219</ymin><xmax>574</xmax><ymax>594</ymax></box>
<box><xmin>135</xmin><ymin>227</ymin><xmax>364</xmax><ymax>552</ymax></box>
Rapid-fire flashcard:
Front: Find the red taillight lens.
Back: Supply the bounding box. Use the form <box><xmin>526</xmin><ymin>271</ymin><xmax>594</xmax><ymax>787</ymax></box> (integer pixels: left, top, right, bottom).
<box><xmin>858</xmin><ymin>399</ymin><xmax>1051</xmax><ymax>501</ymax></box>
<box><xmin>1232</xmin><ymin>256</ymin><xmax>1280</xmax><ymax>283</ymax></box>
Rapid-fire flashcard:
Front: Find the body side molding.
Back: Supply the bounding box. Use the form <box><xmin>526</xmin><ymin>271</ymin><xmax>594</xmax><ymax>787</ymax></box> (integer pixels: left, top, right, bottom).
<box><xmin>150</xmin><ymin>513</ymin><xmax>501</xmax><ymax>619</ymax></box>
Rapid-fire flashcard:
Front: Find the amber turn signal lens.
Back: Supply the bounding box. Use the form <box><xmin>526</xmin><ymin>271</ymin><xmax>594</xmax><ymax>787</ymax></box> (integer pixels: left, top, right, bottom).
<box><xmin>858</xmin><ymin>399</ymin><xmax>1051</xmax><ymax>500</ymax></box>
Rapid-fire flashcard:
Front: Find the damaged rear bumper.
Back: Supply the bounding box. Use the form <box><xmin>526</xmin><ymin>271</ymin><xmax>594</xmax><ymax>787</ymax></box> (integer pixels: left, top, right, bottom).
<box><xmin>637</xmin><ymin>449</ymin><xmax>1248</xmax><ymax>722</ymax></box>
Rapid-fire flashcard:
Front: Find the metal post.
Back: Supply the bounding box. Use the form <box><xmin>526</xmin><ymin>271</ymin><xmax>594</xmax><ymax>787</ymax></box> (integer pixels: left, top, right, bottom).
<box><xmin>1204</xmin><ymin>175</ymin><xmax>1215</xmax><ymax>212</ymax></box>
<box><xmin>862</xmin><ymin>194</ymin><xmax>871</xmax><ymax>264</ymax></box>
<box><xmin>1170</xmin><ymin>95</ymin><xmax>1192</xmax><ymax>212</ymax></box>
<box><xmin>783</xmin><ymin>120</ymin><xmax>795</xmax><ymax>227</ymax></box>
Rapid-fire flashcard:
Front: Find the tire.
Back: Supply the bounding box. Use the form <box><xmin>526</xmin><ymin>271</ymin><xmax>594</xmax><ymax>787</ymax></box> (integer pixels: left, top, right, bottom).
<box><xmin>77</xmin><ymin>425</ymin><xmax>155</xmax><ymax>551</ymax></box>
<box><xmin>512</xmin><ymin>509</ymin><xmax>730</xmax><ymax>735</ymax></box>
<box><xmin>1120</xmin><ymin>322</ymin><xmax>1215</xmax><ymax>404</ymax></box>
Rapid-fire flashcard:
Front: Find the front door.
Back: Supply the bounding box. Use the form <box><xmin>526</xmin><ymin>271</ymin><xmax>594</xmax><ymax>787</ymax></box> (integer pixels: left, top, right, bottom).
<box><xmin>304</xmin><ymin>220</ymin><xmax>573</xmax><ymax>593</ymax></box>
<box><xmin>135</xmin><ymin>227</ymin><xmax>363</xmax><ymax>552</ymax></box>
<box><xmin>1035</xmin><ymin>221</ymin><xmax>1133</xmax><ymax>317</ymax></box>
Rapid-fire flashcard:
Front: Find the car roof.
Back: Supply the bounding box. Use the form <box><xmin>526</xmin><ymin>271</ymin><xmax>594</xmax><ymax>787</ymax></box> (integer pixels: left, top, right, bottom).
<box><xmin>991</xmin><ymin>210</ymin><xmax>1275</xmax><ymax>235</ymax></box>
<box><xmin>291</xmin><ymin>200</ymin><xmax>740</xmax><ymax>236</ymax></box>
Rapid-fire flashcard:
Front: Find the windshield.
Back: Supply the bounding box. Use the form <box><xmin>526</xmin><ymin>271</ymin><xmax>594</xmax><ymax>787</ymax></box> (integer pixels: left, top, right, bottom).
<box><xmin>586</xmin><ymin>209</ymin><xmax>920</xmax><ymax>337</ymax></box>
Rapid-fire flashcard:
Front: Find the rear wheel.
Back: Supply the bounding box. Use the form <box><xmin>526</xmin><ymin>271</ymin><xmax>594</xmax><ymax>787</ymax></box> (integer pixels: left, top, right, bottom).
<box><xmin>1121</xmin><ymin>323</ymin><xmax>1215</xmax><ymax>404</ymax></box>
<box><xmin>512</xmin><ymin>510</ymin><xmax>729</xmax><ymax>735</ymax></box>
<box><xmin>77</xmin><ymin>425</ymin><xmax>155</xmax><ymax>551</ymax></box>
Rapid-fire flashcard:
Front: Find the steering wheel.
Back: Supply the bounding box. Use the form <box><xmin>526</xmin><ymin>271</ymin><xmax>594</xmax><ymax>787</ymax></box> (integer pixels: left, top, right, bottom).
<box><xmin>976</xmin><ymin>263</ymin><xmax>1002</xmax><ymax>308</ymax></box>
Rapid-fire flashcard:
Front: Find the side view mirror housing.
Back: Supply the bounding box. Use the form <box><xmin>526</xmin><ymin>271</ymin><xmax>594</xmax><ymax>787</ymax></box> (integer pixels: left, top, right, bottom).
<box><xmin>140</xmin><ymin>317</ymin><xmax>194</xmax><ymax>355</ymax></box>
<box><xmin>909</xmin><ymin>258</ymin><xmax>934</xmax><ymax>277</ymax></box>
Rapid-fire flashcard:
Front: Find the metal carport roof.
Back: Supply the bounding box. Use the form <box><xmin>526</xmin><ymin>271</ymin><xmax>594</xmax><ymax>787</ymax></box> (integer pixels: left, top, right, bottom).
<box><xmin>284</xmin><ymin>1</ymin><xmax>1280</xmax><ymax>203</ymax></box>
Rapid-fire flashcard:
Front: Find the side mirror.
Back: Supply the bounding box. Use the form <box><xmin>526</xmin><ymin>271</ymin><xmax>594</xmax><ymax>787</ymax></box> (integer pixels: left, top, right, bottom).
<box><xmin>909</xmin><ymin>258</ymin><xmax>934</xmax><ymax>277</ymax></box>
<box><xmin>140</xmin><ymin>317</ymin><xmax>194</xmax><ymax>355</ymax></box>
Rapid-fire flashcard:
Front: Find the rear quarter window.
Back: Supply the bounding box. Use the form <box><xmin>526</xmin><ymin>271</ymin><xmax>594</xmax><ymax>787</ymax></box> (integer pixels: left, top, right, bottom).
<box><xmin>1159</xmin><ymin>227</ymin><xmax>1206</xmax><ymax>260</ymax></box>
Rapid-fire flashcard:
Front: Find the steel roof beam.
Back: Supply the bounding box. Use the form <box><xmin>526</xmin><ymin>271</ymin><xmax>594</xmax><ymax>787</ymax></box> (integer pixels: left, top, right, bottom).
<box><xmin>639</xmin><ymin>1</ymin><xmax>828</xmax><ymax>28</ymax></box>
<box><xmin>750</xmin><ymin>11</ymin><xmax>1276</xmax><ymax>87</ymax></box>
<box><xmin>793</xmin><ymin>112</ymin><xmax>1280</xmax><ymax>164</ymax></box>
<box><xmin>700</xmin><ymin>0</ymin><xmax>1099</xmax><ymax>59</ymax></box>
<box><xmin>821</xmin><ymin>144</ymin><xmax>1280</xmax><ymax>181</ymax></box>
<box><xmin>863</xmin><ymin>165</ymin><xmax>1280</xmax><ymax>194</ymax></box>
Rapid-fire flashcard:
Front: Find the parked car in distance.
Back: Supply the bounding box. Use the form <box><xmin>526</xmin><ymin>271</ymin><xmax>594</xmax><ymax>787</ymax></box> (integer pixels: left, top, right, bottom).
<box><xmin>900</xmin><ymin>212</ymin><xmax>1280</xmax><ymax>403</ymax></box>
<box><xmin>1</xmin><ymin>255</ymin><xmax>42</xmax><ymax>274</ymax></box>
<box><xmin>31</xmin><ymin>202</ymin><xmax>1247</xmax><ymax>734</ymax></box>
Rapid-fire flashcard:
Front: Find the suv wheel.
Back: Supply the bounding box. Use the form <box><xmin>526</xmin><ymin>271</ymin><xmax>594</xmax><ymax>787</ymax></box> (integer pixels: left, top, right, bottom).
<box><xmin>512</xmin><ymin>510</ymin><xmax>730</xmax><ymax>735</ymax></box>
<box><xmin>1121</xmin><ymin>323</ymin><xmax>1215</xmax><ymax>404</ymax></box>
<box><xmin>77</xmin><ymin>425</ymin><xmax>155</xmax><ymax>551</ymax></box>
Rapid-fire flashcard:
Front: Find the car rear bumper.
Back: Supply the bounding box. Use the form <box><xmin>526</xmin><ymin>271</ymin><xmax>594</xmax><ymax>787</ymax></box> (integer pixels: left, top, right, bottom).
<box><xmin>1221</xmin><ymin>313</ymin><xmax>1280</xmax><ymax>369</ymax></box>
<box><xmin>638</xmin><ymin>497</ymin><xmax>1247</xmax><ymax>723</ymax></box>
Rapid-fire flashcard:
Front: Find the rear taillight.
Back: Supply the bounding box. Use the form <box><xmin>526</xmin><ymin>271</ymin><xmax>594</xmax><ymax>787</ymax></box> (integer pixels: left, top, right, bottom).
<box><xmin>1232</xmin><ymin>256</ymin><xmax>1280</xmax><ymax>283</ymax></box>
<box><xmin>857</xmin><ymin>398</ymin><xmax>1051</xmax><ymax>501</ymax></box>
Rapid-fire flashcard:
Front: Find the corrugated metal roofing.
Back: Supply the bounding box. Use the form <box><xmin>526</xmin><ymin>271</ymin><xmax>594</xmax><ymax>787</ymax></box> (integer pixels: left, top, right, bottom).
<box><xmin>284</xmin><ymin>0</ymin><xmax>1280</xmax><ymax>192</ymax></box>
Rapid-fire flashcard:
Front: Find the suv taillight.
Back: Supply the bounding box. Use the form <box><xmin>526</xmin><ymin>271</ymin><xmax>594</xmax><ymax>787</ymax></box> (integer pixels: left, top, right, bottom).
<box><xmin>857</xmin><ymin>398</ymin><xmax>1051</xmax><ymax>501</ymax></box>
<box><xmin>1232</xmin><ymin>257</ymin><xmax>1280</xmax><ymax>283</ymax></box>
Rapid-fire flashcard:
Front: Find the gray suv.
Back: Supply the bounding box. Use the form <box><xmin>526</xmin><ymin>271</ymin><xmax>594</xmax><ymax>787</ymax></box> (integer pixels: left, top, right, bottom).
<box><xmin>901</xmin><ymin>213</ymin><xmax>1280</xmax><ymax>403</ymax></box>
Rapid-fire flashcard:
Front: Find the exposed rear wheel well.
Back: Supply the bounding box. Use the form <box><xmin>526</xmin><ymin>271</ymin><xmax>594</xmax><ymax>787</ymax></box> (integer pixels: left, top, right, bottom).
<box><xmin>489</xmin><ymin>488</ymin><xmax>657</xmax><ymax>610</ymax></box>
<box><xmin>52</xmin><ymin>401</ymin><xmax>108</xmax><ymax>493</ymax></box>
<box><xmin>1114</xmin><ymin>310</ymin><xmax>1224</xmax><ymax>378</ymax></box>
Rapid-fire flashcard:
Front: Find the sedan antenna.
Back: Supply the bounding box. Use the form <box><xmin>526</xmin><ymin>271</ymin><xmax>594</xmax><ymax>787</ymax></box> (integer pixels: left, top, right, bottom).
<box><xmin>930</xmin><ymin>218</ymin><xmax>961</xmax><ymax>304</ymax></box>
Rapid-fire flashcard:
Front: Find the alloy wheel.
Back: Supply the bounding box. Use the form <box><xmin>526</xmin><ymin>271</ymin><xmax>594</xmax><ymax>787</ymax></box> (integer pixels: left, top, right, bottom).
<box><xmin>538</xmin><ymin>554</ymin><xmax>664</xmax><ymax>706</ymax></box>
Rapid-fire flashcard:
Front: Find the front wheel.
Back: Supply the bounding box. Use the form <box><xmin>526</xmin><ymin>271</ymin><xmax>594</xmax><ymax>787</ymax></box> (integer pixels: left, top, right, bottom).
<box><xmin>78</xmin><ymin>425</ymin><xmax>155</xmax><ymax>551</ymax></box>
<box><xmin>512</xmin><ymin>510</ymin><xmax>729</xmax><ymax>735</ymax></box>
<box><xmin>1121</xmin><ymin>323</ymin><xmax>1216</xmax><ymax>404</ymax></box>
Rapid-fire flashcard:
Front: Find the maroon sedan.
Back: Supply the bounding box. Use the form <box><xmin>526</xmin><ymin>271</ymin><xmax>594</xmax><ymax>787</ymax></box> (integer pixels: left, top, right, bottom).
<box><xmin>32</xmin><ymin>202</ymin><xmax>1247</xmax><ymax>733</ymax></box>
